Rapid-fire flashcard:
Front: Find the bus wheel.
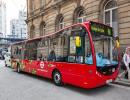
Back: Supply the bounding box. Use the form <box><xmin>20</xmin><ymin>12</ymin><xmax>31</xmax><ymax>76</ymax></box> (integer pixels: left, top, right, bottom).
<box><xmin>5</xmin><ymin>64</ymin><xmax>7</xmax><ymax>67</ymax></box>
<box><xmin>53</xmin><ymin>70</ymin><xmax>62</xmax><ymax>86</ymax></box>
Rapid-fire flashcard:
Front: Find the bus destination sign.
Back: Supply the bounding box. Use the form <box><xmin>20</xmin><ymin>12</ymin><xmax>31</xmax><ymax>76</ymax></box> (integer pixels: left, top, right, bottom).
<box><xmin>90</xmin><ymin>21</ymin><xmax>113</xmax><ymax>37</ymax></box>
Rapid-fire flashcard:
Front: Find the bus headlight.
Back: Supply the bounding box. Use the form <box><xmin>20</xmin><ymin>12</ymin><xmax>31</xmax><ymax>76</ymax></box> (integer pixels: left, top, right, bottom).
<box><xmin>112</xmin><ymin>68</ymin><xmax>115</xmax><ymax>72</ymax></box>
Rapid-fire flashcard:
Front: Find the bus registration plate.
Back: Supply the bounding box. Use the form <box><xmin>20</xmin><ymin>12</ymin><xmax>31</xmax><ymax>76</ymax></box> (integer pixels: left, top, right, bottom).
<box><xmin>106</xmin><ymin>79</ymin><xmax>112</xmax><ymax>83</ymax></box>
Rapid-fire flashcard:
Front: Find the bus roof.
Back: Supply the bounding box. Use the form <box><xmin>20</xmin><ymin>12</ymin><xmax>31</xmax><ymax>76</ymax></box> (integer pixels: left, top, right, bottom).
<box><xmin>11</xmin><ymin>21</ymin><xmax>113</xmax><ymax>45</ymax></box>
<box><xmin>11</xmin><ymin>22</ymin><xmax>84</xmax><ymax>45</ymax></box>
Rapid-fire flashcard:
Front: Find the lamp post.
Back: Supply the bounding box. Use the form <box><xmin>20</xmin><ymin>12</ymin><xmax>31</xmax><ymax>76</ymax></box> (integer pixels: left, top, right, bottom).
<box><xmin>21</xmin><ymin>28</ymin><xmax>22</xmax><ymax>39</ymax></box>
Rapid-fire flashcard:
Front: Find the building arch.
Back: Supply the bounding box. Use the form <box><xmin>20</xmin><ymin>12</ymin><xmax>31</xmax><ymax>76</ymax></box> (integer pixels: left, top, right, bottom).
<box><xmin>30</xmin><ymin>25</ymin><xmax>35</xmax><ymax>38</ymax></box>
<box><xmin>40</xmin><ymin>21</ymin><xmax>46</xmax><ymax>36</ymax></box>
<box><xmin>55</xmin><ymin>14</ymin><xmax>64</xmax><ymax>31</ymax></box>
<box><xmin>73</xmin><ymin>6</ymin><xmax>86</xmax><ymax>23</ymax></box>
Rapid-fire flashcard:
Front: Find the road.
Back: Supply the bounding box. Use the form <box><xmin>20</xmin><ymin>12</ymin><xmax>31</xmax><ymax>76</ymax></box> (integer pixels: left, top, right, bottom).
<box><xmin>0</xmin><ymin>60</ymin><xmax>130</xmax><ymax>100</ymax></box>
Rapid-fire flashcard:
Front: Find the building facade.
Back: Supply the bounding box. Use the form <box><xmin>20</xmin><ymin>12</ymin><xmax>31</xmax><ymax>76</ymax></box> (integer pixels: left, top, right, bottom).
<box><xmin>26</xmin><ymin>0</ymin><xmax>130</xmax><ymax>51</ymax></box>
<box><xmin>10</xmin><ymin>11</ymin><xmax>27</xmax><ymax>39</ymax></box>
<box><xmin>0</xmin><ymin>1</ymin><xmax>6</xmax><ymax>37</ymax></box>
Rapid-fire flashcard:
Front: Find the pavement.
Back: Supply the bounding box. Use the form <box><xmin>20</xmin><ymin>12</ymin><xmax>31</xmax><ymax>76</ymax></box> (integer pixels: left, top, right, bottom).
<box><xmin>113</xmin><ymin>78</ymin><xmax>130</xmax><ymax>87</ymax></box>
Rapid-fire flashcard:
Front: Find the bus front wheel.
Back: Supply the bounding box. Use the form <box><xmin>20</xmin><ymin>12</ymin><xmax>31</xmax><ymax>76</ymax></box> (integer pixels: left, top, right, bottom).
<box><xmin>53</xmin><ymin>70</ymin><xmax>63</xmax><ymax>86</ymax></box>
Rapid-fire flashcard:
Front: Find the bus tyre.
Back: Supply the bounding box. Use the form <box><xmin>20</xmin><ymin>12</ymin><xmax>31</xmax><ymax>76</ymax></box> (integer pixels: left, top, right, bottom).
<box><xmin>53</xmin><ymin>70</ymin><xmax>62</xmax><ymax>86</ymax></box>
<box><xmin>5</xmin><ymin>64</ymin><xmax>7</xmax><ymax>67</ymax></box>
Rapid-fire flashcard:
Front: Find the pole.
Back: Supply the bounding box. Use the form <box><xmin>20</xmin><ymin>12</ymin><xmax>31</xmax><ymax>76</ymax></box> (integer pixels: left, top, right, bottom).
<box><xmin>21</xmin><ymin>28</ymin><xmax>22</xmax><ymax>39</ymax></box>
<box><xmin>110</xmin><ymin>37</ymin><xmax>113</xmax><ymax>61</ymax></box>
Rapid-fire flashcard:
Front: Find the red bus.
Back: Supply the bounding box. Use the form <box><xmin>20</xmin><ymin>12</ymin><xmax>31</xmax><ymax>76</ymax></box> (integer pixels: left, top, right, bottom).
<box><xmin>11</xmin><ymin>21</ymin><xmax>120</xmax><ymax>89</ymax></box>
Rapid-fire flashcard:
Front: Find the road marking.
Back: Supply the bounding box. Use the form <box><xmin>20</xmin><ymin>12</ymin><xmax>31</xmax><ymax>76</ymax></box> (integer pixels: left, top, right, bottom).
<box><xmin>109</xmin><ymin>83</ymin><xmax>130</xmax><ymax>90</ymax></box>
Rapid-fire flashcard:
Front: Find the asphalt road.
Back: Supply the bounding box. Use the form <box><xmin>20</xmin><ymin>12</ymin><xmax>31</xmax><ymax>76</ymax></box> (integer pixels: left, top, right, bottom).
<box><xmin>0</xmin><ymin>60</ymin><xmax>130</xmax><ymax>100</ymax></box>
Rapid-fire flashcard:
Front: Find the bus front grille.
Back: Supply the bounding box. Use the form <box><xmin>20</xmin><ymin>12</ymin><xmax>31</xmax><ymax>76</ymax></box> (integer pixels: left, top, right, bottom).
<box><xmin>97</xmin><ymin>65</ymin><xmax>118</xmax><ymax>75</ymax></box>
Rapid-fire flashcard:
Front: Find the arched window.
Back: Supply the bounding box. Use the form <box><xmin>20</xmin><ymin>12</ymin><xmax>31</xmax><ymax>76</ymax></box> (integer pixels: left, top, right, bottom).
<box><xmin>73</xmin><ymin>6</ymin><xmax>86</xmax><ymax>23</ymax></box>
<box><xmin>58</xmin><ymin>17</ymin><xmax>64</xmax><ymax>30</ymax></box>
<box><xmin>40</xmin><ymin>22</ymin><xmax>46</xmax><ymax>36</ymax></box>
<box><xmin>30</xmin><ymin>25</ymin><xmax>35</xmax><ymax>38</ymax></box>
<box><xmin>55</xmin><ymin>14</ymin><xmax>64</xmax><ymax>31</ymax></box>
<box><xmin>104</xmin><ymin>0</ymin><xmax>118</xmax><ymax>36</ymax></box>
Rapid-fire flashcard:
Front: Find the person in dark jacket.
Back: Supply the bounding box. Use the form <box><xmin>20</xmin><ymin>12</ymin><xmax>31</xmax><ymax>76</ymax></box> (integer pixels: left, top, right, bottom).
<box><xmin>48</xmin><ymin>50</ymin><xmax>56</xmax><ymax>61</ymax></box>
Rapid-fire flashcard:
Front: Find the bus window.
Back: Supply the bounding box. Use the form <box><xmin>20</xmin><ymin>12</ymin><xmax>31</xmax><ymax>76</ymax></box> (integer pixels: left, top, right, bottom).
<box><xmin>44</xmin><ymin>30</ymin><xmax>69</xmax><ymax>62</ymax></box>
<box><xmin>68</xmin><ymin>25</ymin><xmax>86</xmax><ymax>63</ymax></box>
<box><xmin>47</xmin><ymin>37</ymin><xmax>56</xmax><ymax>61</ymax></box>
<box><xmin>48</xmin><ymin>50</ymin><xmax>56</xmax><ymax>61</ymax></box>
<box><xmin>92</xmin><ymin>35</ymin><xmax>118</xmax><ymax>67</ymax></box>
<box><xmin>85</xmin><ymin>33</ymin><xmax>93</xmax><ymax>65</ymax></box>
<box><xmin>69</xmin><ymin>36</ymin><xmax>76</xmax><ymax>63</ymax></box>
<box><xmin>25</xmin><ymin>41</ymin><xmax>38</xmax><ymax>60</ymax></box>
<box><xmin>37</xmin><ymin>39</ymin><xmax>44</xmax><ymax>61</ymax></box>
<box><xmin>36</xmin><ymin>38</ymin><xmax>50</xmax><ymax>61</ymax></box>
<box><xmin>12</xmin><ymin>43</ymin><xmax>24</xmax><ymax>60</ymax></box>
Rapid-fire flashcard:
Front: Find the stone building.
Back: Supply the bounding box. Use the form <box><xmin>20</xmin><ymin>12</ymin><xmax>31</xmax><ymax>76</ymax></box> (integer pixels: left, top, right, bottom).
<box><xmin>10</xmin><ymin>11</ymin><xmax>27</xmax><ymax>39</ymax></box>
<box><xmin>0</xmin><ymin>1</ymin><xmax>6</xmax><ymax>38</ymax></box>
<box><xmin>26</xmin><ymin>0</ymin><xmax>130</xmax><ymax>51</ymax></box>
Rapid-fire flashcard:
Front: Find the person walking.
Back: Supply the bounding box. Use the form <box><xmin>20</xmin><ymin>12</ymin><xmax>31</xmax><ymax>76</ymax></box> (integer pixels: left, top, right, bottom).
<box><xmin>123</xmin><ymin>47</ymin><xmax>130</xmax><ymax>80</ymax></box>
<box><xmin>118</xmin><ymin>47</ymin><xmax>130</xmax><ymax>80</ymax></box>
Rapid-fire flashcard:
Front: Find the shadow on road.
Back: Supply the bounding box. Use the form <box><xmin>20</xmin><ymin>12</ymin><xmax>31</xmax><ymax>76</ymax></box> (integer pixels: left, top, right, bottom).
<box><xmin>15</xmin><ymin>71</ymin><xmax>54</xmax><ymax>83</ymax></box>
<box><xmin>63</xmin><ymin>84</ymin><xmax>114</xmax><ymax>96</ymax></box>
<box><xmin>10</xmin><ymin>69</ymin><xmax>115</xmax><ymax>96</ymax></box>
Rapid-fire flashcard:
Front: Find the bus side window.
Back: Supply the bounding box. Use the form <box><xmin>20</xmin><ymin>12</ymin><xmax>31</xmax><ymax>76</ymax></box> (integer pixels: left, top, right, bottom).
<box><xmin>62</xmin><ymin>35</ymin><xmax>68</xmax><ymax>62</ymax></box>
<box><xmin>16</xmin><ymin>47</ymin><xmax>19</xmax><ymax>55</ymax></box>
<box><xmin>48</xmin><ymin>50</ymin><xmax>56</xmax><ymax>61</ymax></box>
<box><xmin>67</xmin><ymin>25</ymin><xmax>86</xmax><ymax>63</ymax></box>
<box><xmin>85</xmin><ymin>34</ymin><xmax>93</xmax><ymax>65</ymax></box>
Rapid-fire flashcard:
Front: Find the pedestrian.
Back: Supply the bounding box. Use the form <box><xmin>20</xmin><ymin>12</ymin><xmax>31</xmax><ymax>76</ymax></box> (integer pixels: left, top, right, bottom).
<box><xmin>112</xmin><ymin>36</ymin><xmax>119</xmax><ymax>60</ymax></box>
<box><xmin>118</xmin><ymin>47</ymin><xmax>130</xmax><ymax>80</ymax></box>
<box><xmin>122</xmin><ymin>47</ymin><xmax>130</xmax><ymax>79</ymax></box>
<box><xmin>48</xmin><ymin>50</ymin><xmax>56</xmax><ymax>61</ymax></box>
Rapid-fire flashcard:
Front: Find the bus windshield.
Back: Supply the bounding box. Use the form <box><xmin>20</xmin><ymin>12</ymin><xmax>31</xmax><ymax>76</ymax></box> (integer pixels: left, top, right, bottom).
<box><xmin>92</xmin><ymin>35</ymin><xmax>118</xmax><ymax>67</ymax></box>
<box><xmin>88</xmin><ymin>21</ymin><xmax>118</xmax><ymax>67</ymax></box>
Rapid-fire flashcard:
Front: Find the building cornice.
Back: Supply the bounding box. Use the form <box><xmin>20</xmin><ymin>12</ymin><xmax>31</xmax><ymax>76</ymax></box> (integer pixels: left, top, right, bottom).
<box><xmin>26</xmin><ymin>0</ymin><xmax>70</xmax><ymax>23</ymax></box>
<box><xmin>118</xmin><ymin>0</ymin><xmax>130</xmax><ymax>5</ymax></box>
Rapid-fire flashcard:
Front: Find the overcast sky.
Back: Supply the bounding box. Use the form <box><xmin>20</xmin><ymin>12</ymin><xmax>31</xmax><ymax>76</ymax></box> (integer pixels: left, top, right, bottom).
<box><xmin>2</xmin><ymin>0</ymin><xmax>26</xmax><ymax>35</ymax></box>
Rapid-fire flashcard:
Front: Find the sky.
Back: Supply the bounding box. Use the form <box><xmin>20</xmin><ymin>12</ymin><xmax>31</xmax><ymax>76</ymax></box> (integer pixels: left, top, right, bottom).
<box><xmin>2</xmin><ymin>0</ymin><xmax>26</xmax><ymax>35</ymax></box>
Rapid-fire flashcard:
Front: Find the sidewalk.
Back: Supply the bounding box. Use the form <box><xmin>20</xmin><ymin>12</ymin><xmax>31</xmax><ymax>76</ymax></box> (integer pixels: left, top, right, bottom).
<box><xmin>0</xmin><ymin>60</ymin><xmax>5</xmax><ymax>66</ymax></box>
<box><xmin>113</xmin><ymin>78</ymin><xmax>130</xmax><ymax>87</ymax></box>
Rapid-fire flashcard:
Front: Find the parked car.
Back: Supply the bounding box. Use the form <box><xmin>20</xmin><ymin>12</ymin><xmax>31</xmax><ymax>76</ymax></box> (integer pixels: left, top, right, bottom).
<box><xmin>0</xmin><ymin>54</ymin><xmax>4</xmax><ymax>60</ymax></box>
<box><xmin>4</xmin><ymin>53</ymin><xmax>11</xmax><ymax>67</ymax></box>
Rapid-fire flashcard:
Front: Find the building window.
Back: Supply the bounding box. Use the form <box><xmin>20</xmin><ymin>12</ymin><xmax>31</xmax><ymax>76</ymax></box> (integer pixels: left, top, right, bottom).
<box><xmin>58</xmin><ymin>17</ymin><xmax>64</xmax><ymax>30</ymax></box>
<box><xmin>41</xmin><ymin>0</ymin><xmax>46</xmax><ymax>7</ymax></box>
<box><xmin>55</xmin><ymin>14</ymin><xmax>64</xmax><ymax>31</ymax></box>
<box><xmin>77</xmin><ymin>10</ymin><xmax>86</xmax><ymax>23</ymax></box>
<box><xmin>73</xmin><ymin>6</ymin><xmax>86</xmax><ymax>23</ymax></box>
<box><xmin>30</xmin><ymin>25</ymin><xmax>35</xmax><ymax>38</ymax></box>
<box><xmin>40</xmin><ymin>22</ymin><xmax>46</xmax><ymax>36</ymax></box>
<box><xmin>104</xmin><ymin>0</ymin><xmax>118</xmax><ymax>36</ymax></box>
